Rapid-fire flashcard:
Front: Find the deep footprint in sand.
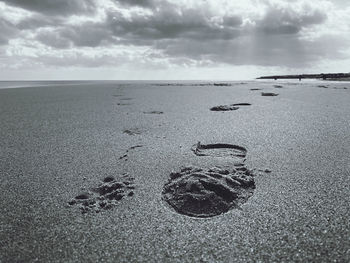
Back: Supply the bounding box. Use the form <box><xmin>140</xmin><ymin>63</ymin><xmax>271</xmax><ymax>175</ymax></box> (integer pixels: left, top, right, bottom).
<box><xmin>210</xmin><ymin>103</ymin><xmax>251</xmax><ymax>112</ymax></box>
<box><xmin>162</xmin><ymin>166</ymin><xmax>256</xmax><ymax>218</ymax></box>
<box><xmin>261</xmin><ymin>92</ymin><xmax>279</xmax><ymax>97</ymax></box>
<box><xmin>191</xmin><ymin>142</ymin><xmax>247</xmax><ymax>159</ymax></box>
<box><xmin>68</xmin><ymin>174</ymin><xmax>135</xmax><ymax>213</ymax></box>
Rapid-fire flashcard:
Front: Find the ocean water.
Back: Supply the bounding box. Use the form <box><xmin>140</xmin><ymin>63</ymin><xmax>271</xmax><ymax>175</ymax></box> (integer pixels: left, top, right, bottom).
<box><xmin>0</xmin><ymin>80</ymin><xmax>102</xmax><ymax>89</ymax></box>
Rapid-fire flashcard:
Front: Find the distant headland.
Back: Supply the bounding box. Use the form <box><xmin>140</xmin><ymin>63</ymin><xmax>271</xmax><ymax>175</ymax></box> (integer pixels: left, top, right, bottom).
<box><xmin>257</xmin><ymin>72</ymin><xmax>350</xmax><ymax>81</ymax></box>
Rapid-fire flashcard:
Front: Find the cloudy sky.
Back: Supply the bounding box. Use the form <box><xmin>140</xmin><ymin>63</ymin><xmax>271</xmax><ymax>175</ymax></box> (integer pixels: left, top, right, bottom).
<box><xmin>0</xmin><ymin>0</ymin><xmax>349</xmax><ymax>80</ymax></box>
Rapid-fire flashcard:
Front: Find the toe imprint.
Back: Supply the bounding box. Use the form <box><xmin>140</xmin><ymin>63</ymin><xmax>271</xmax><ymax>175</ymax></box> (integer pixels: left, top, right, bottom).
<box><xmin>68</xmin><ymin>174</ymin><xmax>135</xmax><ymax>214</ymax></box>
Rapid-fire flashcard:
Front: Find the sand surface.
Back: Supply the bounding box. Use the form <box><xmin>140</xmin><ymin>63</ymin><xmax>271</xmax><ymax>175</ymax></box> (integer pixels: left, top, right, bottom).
<box><xmin>0</xmin><ymin>80</ymin><xmax>349</xmax><ymax>262</ymax></box>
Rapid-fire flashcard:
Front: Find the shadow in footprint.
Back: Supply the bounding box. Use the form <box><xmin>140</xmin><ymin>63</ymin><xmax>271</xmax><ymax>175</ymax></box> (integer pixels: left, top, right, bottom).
<box><xmin>261</xmin><ymin>92</ymin><xmax>279</xmax><ymax>97</ymax></box>
<box><xmin>210</xmin><ymin>105</ymin><xmax>239</xmax><ymax>111</ymax></box>
<box><xmin>68</xmin><ymin>174</ymin><xmax>135</xmax><ymax>213</ymax></box>
<box><xmin>162</xmin><ymin>166</ymin><xmax>255</xmax><ymax>218</ymax></box>
<box><xmin>232</xmin><ymin>103</ymin><xmax>251</xmax><ymax>106</ymax></box>
<box><xmin>191</xmin><ymin>142</ymin><xmax>247</xmax><ymax>159</ymax></box>
<box><xmin>123</xmin><ymin>128</ymin><xmax>142</xmax><ymax>136</ymax></box>
<box><xmin>250</xmin><ymin>88</ymin><xmax>262</xmax><ymax>91</ymax></box>
<box><xmin>210</xmin><ymin>103</ymin><xmax>251</xmax><ymax>112</ymax></box>
<box><xmin>274</xmin><ymin>85</ymin><xmax>283</xmax><ymax>88</ymax></box>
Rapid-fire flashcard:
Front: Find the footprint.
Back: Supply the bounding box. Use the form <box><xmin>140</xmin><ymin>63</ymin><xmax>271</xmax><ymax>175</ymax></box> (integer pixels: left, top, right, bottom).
<box><xmin>333</xmin><ymin>87</ymin><xmax>348</xmax><ymax>90</ymax></box>
<box><xmin>123</xmin><ymin>128</ymin><xmax>142</xmax><ymax>136</ymax></box>
<box><xmin>162</xmin><ymin>166</ymin><xmax>255</xmax><ymax>218</ymax></box>
<box><xmin>210</xmin><ymin>103</ymin><xmax>251</xmax><ymax>112</ymax></box>
<box><xmin>119</xmin><ymin>145</ymin><xmax>143</xmax><ymax>161</ymax></box>
<box><xmin>191</xmin><ymin>142</ymin><xmax>247</xmax><ymax>159</ymax></box>
<box><xmin>213</xmin><ymin>83</ymin><xmax>232</xmax><ymax>86</ymax></box>
<box><xmin>143</xmin><ymin>111</ymin><xmax>164</xmax><ymax>114</ymax></box>
<box><xmin>68</xmin><ymin>174</ymin><xmax>135</xmax><ymax>213</ymax></box>
<box><xmin>317</xmin><ymin>85</ymin><xmax>328</xmax><ymax>89</ymax></box>
<box><xmin>261</xmin><ymin>92</ymin><xmax>279</xmax><ymax>97</ymax></box>
<box><xmin>210</xmin><ymin>105</ymin><xmax>239</xmax><ymax>111</ymax></box>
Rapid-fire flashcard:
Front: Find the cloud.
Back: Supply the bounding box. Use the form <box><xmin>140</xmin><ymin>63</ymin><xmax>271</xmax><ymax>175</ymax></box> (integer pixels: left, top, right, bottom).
<box><xmin>101</xmin><ymin>0</ymin><xmax>331</xmax><ymax>67</ymax></box>
<box><xmin>0</xmin><ymin>19</ymin><xmax>18</xmax><ymax>45</ymax></box>
<box><xmin>116</xmin><ymin>0</ymin><xmax>155</xmax><ymax>8</ymax></box>
<box><xmin>257</xmin><ymin>3</ymin><xmax>328</xmax><ymax>35</ymax></box>
<box><xmin>0</xmin><ymin>0</ymin><xmax>349</xmax><ymax>74</ymax></box>
<box><xmin>35</xmin><ymin>29</ymin><xmax>72</xmax><ymax>49</ymax></box>
<box><xmin>106</xmin><ymin>2</ymin><xmax>244</xmax><ymax>43</ymax></box>
<box><xmin>35</xmin><ymin>24</ymin><xmax>114</xmax><ymax>48</ymax></box>
<box><xmin>30</xmin><ymin>2</ymin><xmax>244</xmax><ymax>48</ymax></box>
<box><xmin>1</xmin><ymin>0</ymin><xmax>96</xmax><ymax>15</ymax></box>
<box><xmin>16</xmin><ymin>15</ymin><xmax>62</xmax><ymax>30</ymax></box>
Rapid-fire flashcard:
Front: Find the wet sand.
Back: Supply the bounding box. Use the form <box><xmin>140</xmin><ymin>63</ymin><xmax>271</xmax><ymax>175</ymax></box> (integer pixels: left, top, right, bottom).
<box><xmin>0</xmin><ymin>80</ymin><xmax>349</xmax><ymax>262</ymax></box>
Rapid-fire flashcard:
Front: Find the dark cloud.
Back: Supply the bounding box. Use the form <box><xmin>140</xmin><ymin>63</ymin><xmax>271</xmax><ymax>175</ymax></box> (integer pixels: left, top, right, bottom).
<box><xmin>17</xmin><ymin>15</ymin><xmax>62</xmax><ymax>30</ymax></box>
<box><xmin>32</xmin><ymin>4</ymin><xmax>243</xmax><ymax>49</ymax></box>
<box><xmin>257</xmin><ymin>5</ymin><xmax>327</xmax><ymax>35</ymax></box>
<box><xmin>116</xmin><ymin>0</ymin><xmax>155</xmax><ymax>8</ymax></box>
<box><xmin>60</xmin><ymin>24</ymin><xmax>113</xmax><ymax>47</ymax></box>
<box><xmin>223</xmin><ymin>16</ymin><xmax>243</xmax><ymax>27</ymax></box>
<box><xmin>1</xmin><ymin>0</ymin><xmax>96</xmax><ymax>15</ymax></box>
<box><xmin>35</xmin><ymin>29</ymin><xmax>72</xmax><ymax>49</ymax></box>
<box><xmin>0</xmin><ymin>19</ymin><xmax>18</xmax><ymax>45</ymax></box>
<box><xmin>107</xmin><ymin>7</ymin><xmax>243</xmax><ymax>42</ymax></box>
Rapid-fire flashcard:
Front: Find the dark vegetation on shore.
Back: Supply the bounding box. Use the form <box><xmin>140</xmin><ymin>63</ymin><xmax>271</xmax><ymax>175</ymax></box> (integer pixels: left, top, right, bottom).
<box><xmin>257</xmin><ymin>72</ymin><xmax>350</xmax><ymax>80</ymax></box>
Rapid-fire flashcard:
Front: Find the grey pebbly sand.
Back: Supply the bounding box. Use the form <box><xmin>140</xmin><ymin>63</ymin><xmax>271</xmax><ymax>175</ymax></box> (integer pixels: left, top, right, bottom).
<box><xmin>0</xmin><ymin>80</ymin><xmax>349</xmax><ymax>262</ymax></box>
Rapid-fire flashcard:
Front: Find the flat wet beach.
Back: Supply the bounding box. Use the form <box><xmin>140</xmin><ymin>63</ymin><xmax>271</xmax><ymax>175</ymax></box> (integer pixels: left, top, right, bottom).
<box><xmin>0</xmin><ymin>80</ymin><xmax>349</xmax><ymax>262</ymax></box>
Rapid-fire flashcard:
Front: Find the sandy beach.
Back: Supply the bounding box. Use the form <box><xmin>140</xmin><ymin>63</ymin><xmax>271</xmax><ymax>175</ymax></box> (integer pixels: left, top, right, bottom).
<box><xmin>0</xmin><ymin>80</ymin><xmax>349</xmax><ymax>262</ymax></box>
